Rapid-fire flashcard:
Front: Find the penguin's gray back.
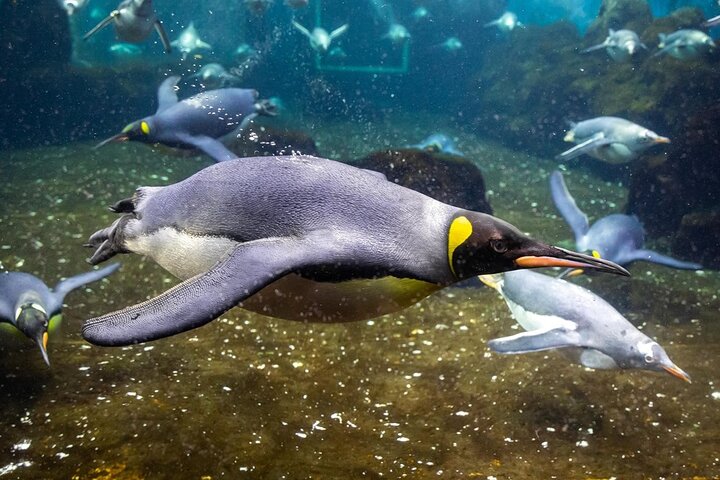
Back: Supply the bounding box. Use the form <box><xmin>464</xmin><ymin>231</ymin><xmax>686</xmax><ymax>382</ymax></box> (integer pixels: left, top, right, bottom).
<box><xmin>499</xmin><ymin>270</ymin><xmax>648</xmax><ymax>357</ymax></box>
<box><xmin>582</xmin><ymin>214</ymin><xmax>644</xmax><ymax>259</ymax></box>
<box><xmin>153</xmin><ymin>89</ymin><xmax>259</xmax><ymax>139</ymax></box>
<box><xmin>0</xmin><ymin>273</ymin><xmax>54</xmax><ymax>320</ymax></box>
<box><xmin>122</xmin><ymin>155</ymin><xmax>454</xmax><ymax>281</ymax></box>
<box><xmin>501</xmin><ymin>270</ymin><xmax>621</xmax><ymax>326</ymax></box>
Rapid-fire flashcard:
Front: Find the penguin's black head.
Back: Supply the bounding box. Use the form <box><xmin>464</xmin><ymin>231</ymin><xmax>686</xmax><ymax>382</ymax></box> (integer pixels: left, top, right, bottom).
<box><xmin>95</xmin><ymin>119</ymin><xmax>154</xmax><ymax>148</ymax></box>
<box><xmin>447</xmin><ymin>212</ymin><xmax>630</xmax><ymax>281</ymax></box>
<box><xmin>15</xmin><ymin>303</ymin><xmax>50</xmax><ymax>366</ymax></box>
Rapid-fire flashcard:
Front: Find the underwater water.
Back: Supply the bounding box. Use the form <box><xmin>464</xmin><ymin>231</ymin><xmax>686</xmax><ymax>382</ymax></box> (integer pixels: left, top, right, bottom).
<box><xmin>2</xmin><ymin>0</ymin><xmax>720</xmax><ymax>478</ymax></box>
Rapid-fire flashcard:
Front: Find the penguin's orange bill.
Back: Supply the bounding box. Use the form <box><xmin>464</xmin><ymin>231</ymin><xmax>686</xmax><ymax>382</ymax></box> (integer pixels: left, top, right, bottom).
<box><xmin>654</xmin><ymin>136</ymin><xmax>671</xmax><ymax>144</ymax></box>
<box><xmin>42</xmin><ymin>332</ymin><xmax>49</xmax><ymax>350</ymax></box>
<box><xmin>95</xmin><ymin>133</ymin><xmax>130</xmax><ymax>149</ymax></box>
<box><xmin>663</xmin><ymin>364</ymin><xmax>691</xmax><ymax>383</ymax></box>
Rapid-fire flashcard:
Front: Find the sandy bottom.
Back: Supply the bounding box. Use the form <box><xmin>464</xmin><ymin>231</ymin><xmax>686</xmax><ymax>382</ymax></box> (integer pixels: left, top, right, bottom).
<box><xmin>0</xmin><ymin>112</ymin><xmax>718</xmax><ymax>479</ymax></box>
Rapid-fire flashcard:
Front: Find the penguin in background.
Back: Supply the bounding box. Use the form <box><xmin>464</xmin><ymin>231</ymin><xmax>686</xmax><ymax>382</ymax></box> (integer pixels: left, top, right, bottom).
<box><xmin>0</xmin><ymin>264</ymin><xmax>119</xmax><ymax>365</ymax></box>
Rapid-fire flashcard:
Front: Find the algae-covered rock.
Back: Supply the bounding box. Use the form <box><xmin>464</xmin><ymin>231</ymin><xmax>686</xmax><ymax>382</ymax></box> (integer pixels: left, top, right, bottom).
<box><xmin>672</xmin><ymin>211</ymin><xmax>720</xmax><ymax>269</ymax></box>
<box><xmin>585</xmin><ymin>0</ymin><xmax>653</xmax><ymax>43</ymax></box>
<box><xmin>627</xmin><ymin>103</ymin><xmax>720</xmax><ymax>255</ymax></box>
<box><xmin>353</xmin><ymin>149</ymin><xmax>493</xmax><ymax>214</ymax></box>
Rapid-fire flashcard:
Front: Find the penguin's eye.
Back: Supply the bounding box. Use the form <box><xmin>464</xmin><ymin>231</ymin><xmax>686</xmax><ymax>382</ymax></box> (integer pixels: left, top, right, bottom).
<box><xmin>644</xmin><ymin>354</ymin><xmax>654</xmax><ymax>363</ymax></box>
<box><xmin>490</xmin><ymin>239</ymin><xmax>508</xmax><ymax>254</ymax></box>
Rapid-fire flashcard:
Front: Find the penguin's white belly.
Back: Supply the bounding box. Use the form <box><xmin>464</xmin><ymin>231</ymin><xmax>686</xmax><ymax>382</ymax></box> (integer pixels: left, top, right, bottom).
<box><xmin>504</xmin><ymin>298</ymin><xmax>577</xmax><ymax>333</ymax></box>
<box><xmin>126</xmin><ymin>228</ymin><xmax>442</xmax><ymax>323</ymax></box>
<box><xmin>125</xmin><ymin>227</ymin><xmax>238</xmax><ymax>280</ymax></box>
<box><xmin>592</xmin><ymin>143</ymin><xmax>635</xmax><ymax>164</ymax></box>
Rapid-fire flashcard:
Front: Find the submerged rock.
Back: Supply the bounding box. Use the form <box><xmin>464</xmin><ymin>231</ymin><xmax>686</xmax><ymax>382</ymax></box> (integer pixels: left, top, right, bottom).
<box><xmin>585</xmin><ymin>0</ymin><xmax>653</xmax><ymax>42</ymax></box>
<box><xmin>227</xmin><ymin>125</ymin><xmax>319</xmax><ymax>157</ymax></box>
<box><xmin>353</xmin><ymin>149</ymin><xmax>493</xmax><ymax>214</ymax></box>
<box><xmin>673</xmin><ymin>211</ymin><xmax>720</xmax><ymax>269</ymax></box>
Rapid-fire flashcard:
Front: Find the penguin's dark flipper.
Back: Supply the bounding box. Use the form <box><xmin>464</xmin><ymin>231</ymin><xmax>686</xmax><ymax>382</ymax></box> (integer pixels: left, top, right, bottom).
<box><xmin>621</xmin><ymin>249</ymin><xmax>703</xmax><ymax>270</ymax></box>
<box><xmin>549</xmin><ymin>171</ymin><xmax>589</xmax><ymax>243</ymax></box>
<box><xmin>156</xmin><ymin>76</ymin><xmax>181</xmax><ymax>113</ymax></box>
<box><xmin>154</xmin><ymin>20</ymin><xmax>172</xmax><ymax>54</ymax></box>
<box><xmin>555</xmin><ymin>135</ymin><xmax>613</xmax><ymax>161</ymax></box>
<box><xmin>50</xmin><ymin>264</ymin><xmax>121</xmax><ymax>313</ymax></box>
<box><xmin>488</xmin><ymin>327</ymin><xmax>582</xmax><ymax>354</ymax></box>
<box><xmin>175</xmin><ymin>133</ymin><xmax>236</xmax><ymax>162</ymax></box>
<box><xmin>82</xmin><ymin>236</ymin><xmax>347</xmax><ymax>346</ymax></box>
<box><xmin>83</xmin><ymin>11</ymin><xmax>118</xmax><ymax>41</ymax></box>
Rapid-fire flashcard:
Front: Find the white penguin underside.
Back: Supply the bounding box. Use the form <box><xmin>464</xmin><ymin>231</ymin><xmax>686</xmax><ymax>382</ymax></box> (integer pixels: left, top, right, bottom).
<box><xmin>126</xmin><ymin>227</ymin><xmax>441</xmax><ymax>323</ymax></box>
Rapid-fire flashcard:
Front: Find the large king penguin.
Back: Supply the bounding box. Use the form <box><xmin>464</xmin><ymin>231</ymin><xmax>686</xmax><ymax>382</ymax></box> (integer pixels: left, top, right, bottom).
<box><xmin>83</xmin><ymin>155</ymin><xmax>627</xmax><ymax>346</ymax></box>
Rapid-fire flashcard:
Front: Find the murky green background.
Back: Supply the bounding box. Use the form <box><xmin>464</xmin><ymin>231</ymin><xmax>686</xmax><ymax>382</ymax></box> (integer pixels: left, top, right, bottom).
<box><xmin>1</xmin><ymin>114</ymin><xmax>719</xmax><ymax>479</ymax></box>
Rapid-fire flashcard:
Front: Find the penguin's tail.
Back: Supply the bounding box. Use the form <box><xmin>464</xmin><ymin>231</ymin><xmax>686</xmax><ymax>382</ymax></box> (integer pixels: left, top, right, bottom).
<box><xmin>478</xmin><ymin>274</ymin><xmax>504</xmax><ymax>292</ymax></box>
<box><xmin>84</xmin><ymin>216</ymin><xmax>132</xmax><ymax>265</ymax></box>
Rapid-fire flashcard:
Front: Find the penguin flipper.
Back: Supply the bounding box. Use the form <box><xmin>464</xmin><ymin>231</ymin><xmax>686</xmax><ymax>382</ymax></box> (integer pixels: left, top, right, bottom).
<box><xmin>174</xmin><ymin>133</ymin><xmax>236</xmax><ymax>162</ymax></box>
<box><xmin>82</xmin><ymin>236</ymin><xmax>346</xmax><ymax>346</ymax></box>
<box><xmin>621</xmin><ymin>249</ymin><xmax>702</xmax><ymax>270</ymax></box>
<box><xmin>581</xmin><ymin>42</ymin><xmax>607</xmax><ymax>53</ymax></box>
<box><xmin>549</xmin><ymin>171</ymin><xmax>589</xmax><ymax>242</ymax></box>
<box><xmin>292</xmin><ymin>20</ymin><xmax>313</xmax><ymax>40</ymax></box>
<box><xmin>555</xmin><ymin>135</ymin><xmax>613</xmax><ymax>161</ymax></box>
<box><xmin>83</xmin><ymin>11</ymin><xmax>118</xmax><ymax>41</ymax></box>
<box><xmin>156</xmin><ymin>76</ymin><xmax>180</xmax><ymax>113</ymax></box>
<box><xmin>50</xmin><ymin>264</ymin><xmax>121</xmax><ymax>313</ymax></box>
<box><xmin>329</xmin><ymin>24</ymin><xmax>349</xmax><ymax>40</ymax></box>
<box><xmin>154</xmin><ymin>20</ymin><xmax>172</xmax><ymax>54</ymax></box>
<box><xmin>488</xmin><ymin>326</ymin><xmax>582</xmax><ymax>354</ymax></box>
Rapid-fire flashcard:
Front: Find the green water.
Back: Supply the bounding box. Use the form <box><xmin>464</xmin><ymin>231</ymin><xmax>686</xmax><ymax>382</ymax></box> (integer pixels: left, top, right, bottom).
<box><xmin>1</xmin><ymin>113</ymin><xmax>719</xmax><ymax>479</ymax></box>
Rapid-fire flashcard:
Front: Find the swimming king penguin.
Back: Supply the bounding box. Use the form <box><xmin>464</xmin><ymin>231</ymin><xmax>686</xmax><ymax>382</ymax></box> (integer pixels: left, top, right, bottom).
<box><xmin>83</xmin><ymin>0</ymin><xmax>171</xmax><ymax>54</ymax></box>
<box><xmin>550</xmin><ymin>170</ymin><xmax>702</xmax><ymax>272</ymax></box>
<box><xmin>0</xmin><ymin>264</ymin><xmax>119</xmax><ymax>365</ymax></box>
<box><xmin>81</xmin><ymin>155</ymin><xmax>628</xmax><ymax>347</ymax></box>
<box><xmin>96</xmin><ymin>76</ymin><xmax>277</xmax><ymax>163</ymax></box>
<box><xmin>480</xmin><ymin>270</ymin><xmax>690</xmax><ymax>382</ymax></box>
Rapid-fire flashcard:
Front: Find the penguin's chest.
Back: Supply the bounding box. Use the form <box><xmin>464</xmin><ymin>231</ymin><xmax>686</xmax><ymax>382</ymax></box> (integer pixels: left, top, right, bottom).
<box><xmin>592</xmin><ymin>142</ymin><xmax>635</xmax><ymax>164</ymax></box>
<box><xmin>126</xmin><ymin>228</ymin><xmax>442</xmax><ymax>323</ymax></box>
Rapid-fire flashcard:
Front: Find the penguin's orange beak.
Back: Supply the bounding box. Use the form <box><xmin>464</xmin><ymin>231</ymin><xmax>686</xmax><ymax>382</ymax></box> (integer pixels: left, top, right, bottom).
<box><xmin>663</xmin><ymin>364</ymin><xmax>691</xmax><ymax>383</ymax></box>
<box><xmin>95</xmin><ymin>133</ymin><xmax>130</xmax><ymax>149</ymax></box>
<box><xmin>654</xmin><ymin>136</ymin><xmax>671</xmax><ymax>144</ymax></box>
<box><xmin>515</xmin><ymin>247</ymin><xmax>630</xmax><ymax>276</ymax></box>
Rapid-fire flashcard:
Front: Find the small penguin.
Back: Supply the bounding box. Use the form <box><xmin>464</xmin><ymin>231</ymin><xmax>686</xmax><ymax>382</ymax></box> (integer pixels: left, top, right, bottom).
<box><xmin>58</xmin><ymin>0</ymin><xmax>88</xmax><ymax>16</ymax></box>
<box><xmin>171</xmin><ymin>22</ymin><xmax>212</xmax><ymax>60</ymax></box>
<box><xmin>234</xmin><ymin>43</ymin><xmax>258</xmax><ymax>61</ymax></box>
<box><xmin>96</xmin><ymin>76</ymin><xmax>277</xmax><ymax>163</ymax></box>
<box><xmin>82</xmin><ymin>0</ymin><xmax>171</xmax><ymax>54</ymax></box>
<box><xmin>108</xmin><ymin>43</ymin><xmax>143</xmax><ymax>57</ymax></box>
<box><xmin>484</xmin><ymin>12</ymin><xmax>524</xmax><ymax>33</ymax></box>
<box><xmin>81</xmin><ymin>155</ymin><xmax>628</xmax><ymax>347</ymax></box>
<box><xmin>292</xmin><ymin>20</ymin><xmax>349</xmax><ymax>54</ymax></box>
<box><xmin>408</xmin><ymin>133</ymin><xmax>463</xmax><ymax>156</ymax></box>
<box><xmin>411</xmin><ymin>6</ymin><xmax>430</xmax><ymax>22</ymax></box>
<box><xmin>558</xmin><ymin>116</ymin><xmax>670</xmax><ymax>164</ymax></box>
<box><xmin>383</xmin><ymin>23</ymin><xmax>411</xmax><ymax>45</ymax></box>
<box><xmin>550</xmin><ymin>170</ymin><xmax>702</xmax><ymax>272</ymax></box>
<box><xmin>582</xmin><ymin>29</ymin><xmax>646</xmax><ymax>62</ymax></box>
<box><xmin>187</xmin><ymin>63</ymin><xmax>241</xmax><ymax>90</ymax></box>
<box><xmin>436</xmin><ymin>36</ymin><xmax>463</xmax><ymax>53</ymax></box>
<box><xmin>0</xmin><ymin>264</ymin><xmax>119</xmax><ymax>365</ymax></box>
<box><xmin>655</xmin><ymin>29</ymin><xmax>716</xmax><ymax>60</ymax></box>
<box><xmin>480</xmin><ymin>270</ymin><xmax>690</xmax><ymax>382</ymax></box>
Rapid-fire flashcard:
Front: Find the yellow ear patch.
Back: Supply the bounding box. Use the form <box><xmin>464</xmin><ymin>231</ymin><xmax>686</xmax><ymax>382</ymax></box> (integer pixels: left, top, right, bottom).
<box><xmin>140</xmin><ymin>121</ymin><xmax>150</xmax><ymax>134</ymax></box>
<box><xmin>448</xmin><ymin>216</ymin><xmax>473</xmax><ymax>277</ymax></box>
<box><xmin>591</xmin><ymin>250</ymin><xmax>601</xmax><ymax>259</ymax></box>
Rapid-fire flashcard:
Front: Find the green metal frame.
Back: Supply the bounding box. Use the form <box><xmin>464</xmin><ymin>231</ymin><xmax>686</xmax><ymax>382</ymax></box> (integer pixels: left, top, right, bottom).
<box><xmin>314</xmin><ymin>0</ymin><xmax>410</xmax><ymax>74</ymax></box>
